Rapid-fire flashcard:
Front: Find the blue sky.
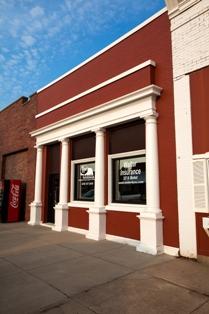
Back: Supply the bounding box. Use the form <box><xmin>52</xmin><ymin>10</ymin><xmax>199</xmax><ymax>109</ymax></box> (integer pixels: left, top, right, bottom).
<box><xmin>0</xmin><ymin>0</ymin><xmax>165</xmax><ymax>110</ymax></box>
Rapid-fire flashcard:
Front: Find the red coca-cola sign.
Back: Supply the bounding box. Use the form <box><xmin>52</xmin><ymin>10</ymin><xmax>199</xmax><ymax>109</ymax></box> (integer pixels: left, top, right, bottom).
<box><xmin>7</xmin><ymin>180</ymin><xmax>21</xmax><ymax>222</ymax></box>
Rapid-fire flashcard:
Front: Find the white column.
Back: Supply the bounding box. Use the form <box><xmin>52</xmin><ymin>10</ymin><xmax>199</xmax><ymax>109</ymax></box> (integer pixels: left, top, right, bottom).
<box><xmin>29</xmin><ymin>145</ymin><xmax>43</xmax><ymax>225</ymax></box>
<box><xmin>137</xmin><ymin>114</ymin><xmax>164</xmax><ymax>255</ymax></box>
<box><xmin>145</xmin><ymin>115</ymin><xmax>160</xmax><ymax>213</ymax></box>
<box><xmin>53</xmin><ymin>138</ymin><xmax>69</xmax><ymax>232</ymax></box>
<box><xmin>87</xmin><ymin>128</ymin><xmax>106</xmax><ymax>240</ymax></box>
<box><xmin>174</xmin><ymin>76</ymin><xmax>197</xmax><ymax>258</ymax></box>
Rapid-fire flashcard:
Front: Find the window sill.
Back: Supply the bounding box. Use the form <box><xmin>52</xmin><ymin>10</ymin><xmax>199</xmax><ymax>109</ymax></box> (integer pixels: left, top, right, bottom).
<box><xmin>68</xmin><ymin>201</ymin><xmax>93</xmax><ymax>208</ymax></box>
<box><xmin>105</xmin><ymin>203</ymin><xmax>146</xmax><ymax>213</ymax></box>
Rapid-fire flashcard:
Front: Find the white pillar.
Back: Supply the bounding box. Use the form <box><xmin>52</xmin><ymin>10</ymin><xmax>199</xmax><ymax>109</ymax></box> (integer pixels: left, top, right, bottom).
<box><xmin>173</xmin><ymin>76</ymin><xmax>197</xmax><ymax>258</ymax></box>
<box><xmin>53</xmin><ymin>138</ymin><xmax>69</xmax><ymax>232</ymax></box>
<box><xmin>137</xmin><ymin>115</ymin><xmax>164</xmax><ymax>255</ymax></box>
<box><xmin>87</xmin><ymin>128</ymin><xmax>106</xmax><ymax>240</ymax></box>
<box><xmin>29</xmin><ymin>145</ymin><xmax>43</xmax><ymax>225</ymax></box>
<box><xmin>145</xmin><ymin>115</ymin><xmax>160</xmax><ymax>213</ymax></box>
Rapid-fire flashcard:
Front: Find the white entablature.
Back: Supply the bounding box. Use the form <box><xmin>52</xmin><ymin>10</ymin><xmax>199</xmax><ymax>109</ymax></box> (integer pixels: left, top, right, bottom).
<box><xmin>31</xmin><ymin>85</ymin><xmax>162</xmax><ymax>146</ymax></box>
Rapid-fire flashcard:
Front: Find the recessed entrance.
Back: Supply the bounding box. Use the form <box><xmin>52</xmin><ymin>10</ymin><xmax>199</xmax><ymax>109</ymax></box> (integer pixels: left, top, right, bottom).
<box><xmin>44</xmin><ymin>142</ymin><xmax>61</xmax><ymax>224</ymax></box>
<box><xmin>47</xmin><ymin>173</ymin><xmax>59</xmax><ymax>223</ymax></box>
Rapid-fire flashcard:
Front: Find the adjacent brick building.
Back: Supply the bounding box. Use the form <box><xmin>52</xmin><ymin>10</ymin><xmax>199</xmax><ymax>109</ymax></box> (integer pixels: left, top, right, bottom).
<box><xmin>0</xmin><ymin>95</ymin><xmax>37</xmax><ymax>220</ymax></box>
<box><xmin>166</xmin><ymin>0</ymin><xmax>209</xmax><ymax>258</ymax></box>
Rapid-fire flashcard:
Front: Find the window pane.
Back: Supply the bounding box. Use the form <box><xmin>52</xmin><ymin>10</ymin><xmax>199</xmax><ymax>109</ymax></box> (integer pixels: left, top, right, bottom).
<box><xmin>74</xmin><ymin>162</ymin><xmax>95</xmax><ymax>201</ymax></box>
<box><xmin>112</xmin><ymin>156</ymin><xmax>146</xmax><ymax>204</ymax></box>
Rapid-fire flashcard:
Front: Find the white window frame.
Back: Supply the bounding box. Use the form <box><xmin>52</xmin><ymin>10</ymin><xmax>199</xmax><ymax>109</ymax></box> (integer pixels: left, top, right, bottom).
<box><xmin>192</xmin><ymin>153</ymin><xmax>209</xmax><ymax>213</ymax></box>
<box><xmin>106</xmin><ymin>149</ymin><xmax>147</xmax><ymax>213</ymax></box>
<box><xmin>69</xmin><ymin>157</ymin><xmax>95</xmax><ymax>208</ymax></box>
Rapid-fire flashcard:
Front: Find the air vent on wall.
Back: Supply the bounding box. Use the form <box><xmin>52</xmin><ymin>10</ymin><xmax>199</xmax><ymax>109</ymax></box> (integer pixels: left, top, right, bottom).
<box><xmin>193</xmin><ymin>159</ymin><xmax>209</xmax><ymax>213</ymax></box>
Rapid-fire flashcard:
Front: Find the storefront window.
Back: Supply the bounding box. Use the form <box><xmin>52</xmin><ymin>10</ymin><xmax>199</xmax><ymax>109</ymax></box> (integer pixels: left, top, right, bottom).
<box><xmin>112</xmin><ymin>155</ymin><xmax>146</xmax><ymax>204</ymax></box>
<box><xmin>74</xmin><ymin>162</ymin><xmax>95</xmax><ymax>201</ymax></box>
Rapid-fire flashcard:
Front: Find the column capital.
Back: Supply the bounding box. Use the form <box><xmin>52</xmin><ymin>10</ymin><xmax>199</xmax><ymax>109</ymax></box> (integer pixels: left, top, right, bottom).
<box><xmin>35</xmin><ymin>144</ymin><xmax>43</xmax><ymax>150</ymax></box>
<box><xmin>143</xmin><ymin>113</ymin><xmax>159</xmax><ymax>122</ymax></box>
<box><xmin>59</xmin><ymin>137</ymin><xmax>69</xmax><ymax>144</ymax></box>
<box><xmin>91</xmin><ymin>127</ymin><xmax>105</xmax><ymax>135</ymax></box>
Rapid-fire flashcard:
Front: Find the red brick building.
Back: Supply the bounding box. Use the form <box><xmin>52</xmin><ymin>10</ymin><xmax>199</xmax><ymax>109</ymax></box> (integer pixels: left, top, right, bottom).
<box><xmin>29</xmin><ymin>8</ymin><xmax>179</xmax><ymax>256</ymax></box>
<box><xmin>0</xmin><ymin>95</ymin><xmax>37</xmax><ymax>220</ymax></box>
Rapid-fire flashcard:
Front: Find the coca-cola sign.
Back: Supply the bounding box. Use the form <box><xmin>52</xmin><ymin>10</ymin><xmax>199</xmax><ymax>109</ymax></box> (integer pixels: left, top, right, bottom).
<box><xmin>10</xmin><ymin>183</ymin><xmax>20</xmax><ymax>209</ymax></box>
<box><xmin>8</xmin><ymin>180</ymin><xmax>21</xmax><ymax>222</ymax></box>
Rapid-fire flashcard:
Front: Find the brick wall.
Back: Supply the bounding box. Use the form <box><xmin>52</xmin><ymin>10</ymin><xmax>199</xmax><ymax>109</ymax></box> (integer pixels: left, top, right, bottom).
<box><xmin>0</xmin><ymin>95</ymin><xmax>37</xmax><ymax>220</ymax></box>
<box><xmin>170</xmin><ymin>0</ymin><xmax>209</xmax><ymax>78</ymax></box>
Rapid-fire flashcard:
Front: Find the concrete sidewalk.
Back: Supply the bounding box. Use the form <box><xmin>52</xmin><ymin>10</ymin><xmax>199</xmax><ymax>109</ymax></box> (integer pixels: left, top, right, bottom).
<box><xmin>0</xmin><ymin>223</ymin><xmax>209</xmax><ymax>314</ymax></box>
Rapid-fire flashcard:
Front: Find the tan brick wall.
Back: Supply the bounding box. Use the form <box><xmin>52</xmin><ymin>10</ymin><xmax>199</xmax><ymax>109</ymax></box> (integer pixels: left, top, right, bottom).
<box><xmin>170</xmin><ymin>0</ymin><xmax>209</xmax><ymax>78</ymax></box>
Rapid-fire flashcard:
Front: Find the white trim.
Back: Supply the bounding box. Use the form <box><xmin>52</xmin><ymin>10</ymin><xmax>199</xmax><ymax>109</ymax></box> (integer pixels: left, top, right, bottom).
<box><xmin>163</xmin><ymin>245</ymin><xmax>179</xmax><ymax>256</ymax></box>
<box><xmin>70</xmin><ymin>157</ymin><xmax>95</xmax><ymax>204</ymax></box>
<box><xmin>108</xmin><ymin>150</ymin><xmax>146</xmax><ymax>207</ymax></box>
<box><xmin>108</xmin><ymin>149</ymin><xmax>146</xmax><ymax>159</ymax></box>
<box><xmin>71</xmin><ymin>157</ymin><xmax>95</xmax><ymax>164</ymax></box>
<box><xmin>32</xmin><ymin>85</ymin><xmax>162</xmax><ymax>141</ymax></box>
<box><xmin>193</xmin><ymin>152</ymin><xmax>209</xmax><ymax>159</ymax></box>
<box><xmin>105</xmin><ymin>234</ymin><xmax>139</xmax><ymax>247</ymax></box>
<box><xmin>40</xmin><ymin>222</ymin><xmax>54</xmax><ymax>229</ymax></box>
<box><xmin>36</xmin><ymin>60</ymin><xmax>156</xmax><ymax>118</ymax></box>
<box><xmin>68</xmin><ymin>226</ymin><xmax>87</xmax><ymax>235</ymax></box>
<box><xmin>37</xmin><ymin>8</ymin><xmax>167</xmax><ymax>93</ymax></box>
<box><xmin>68</xmin><ymin>201</ymin><xmax>93</xmax><ymax>208</ymax></box>
<box><xmin>105</xmin><ymin>204</ymin><xmax>146</xmax><ymax>213</ymax></box>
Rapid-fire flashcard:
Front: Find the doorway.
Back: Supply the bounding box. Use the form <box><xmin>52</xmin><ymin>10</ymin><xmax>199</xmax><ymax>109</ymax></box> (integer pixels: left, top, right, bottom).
<box><xmin>47</xmin><ymin>173</ymin><xmax>60</xmax><ymax>223</ymax></box>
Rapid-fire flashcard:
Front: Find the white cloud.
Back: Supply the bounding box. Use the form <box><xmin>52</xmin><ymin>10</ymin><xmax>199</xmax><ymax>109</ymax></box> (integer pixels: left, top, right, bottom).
<box><xmin>1</xmin><ymin>47</ymin><xmax>9</xmax><ymax>53</ymax></box>
<box><xmin>30</xmin><ymin>6</ymin><xmax>44</xmax><ymax>18</ymax></box>
<box><xmin>0</xmin><ymin>54</ymin><xmax>5</xmax><ymax>62</ymax></box>
<box><xmin>21</xmin><ymin>34</ymin><xmax>36</xmax><ymax>46</ymax></box>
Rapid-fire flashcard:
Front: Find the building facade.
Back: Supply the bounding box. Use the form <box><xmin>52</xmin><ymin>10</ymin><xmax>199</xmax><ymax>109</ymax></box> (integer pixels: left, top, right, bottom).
<box><xmin>0</xmin><ymin>95</ymin><xmax>37</xmax><ymax>221</ymax></box>
<box><xmin>28</xmin><ymin>0</ymin><xmax>209</xmax><ymax>259</ymax></box>
<box><xmin>29</xmin><ymin>8</ymin><xmax>179</xmax><ymax>256</ymax></box>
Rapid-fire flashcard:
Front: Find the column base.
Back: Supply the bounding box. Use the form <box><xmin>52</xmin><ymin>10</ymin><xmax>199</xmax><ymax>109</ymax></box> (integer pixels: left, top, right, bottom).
<box><xmin>28</xmin><ymin>202</ymin><xmax>42</xmax><ymax>226</ymax></box>
<box><xmin>53</xmin><ymin>203</ymin><xmax>69</xmax><ymax>232</ymax></box>
<box><xmin>136</xmin><ymin>211</ymin><xmax>164</xmax><ymax>255</ymax></box>
<box><xmin>86</xmin><ymin>207</ymin><xmax>106</xmax><ymax>240</ymax></box>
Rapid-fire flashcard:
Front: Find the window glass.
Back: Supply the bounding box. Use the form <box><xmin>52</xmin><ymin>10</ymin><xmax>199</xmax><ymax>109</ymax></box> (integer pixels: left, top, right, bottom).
<box><xmin>74</xmin><ymin>162</ymin><xmax>95</xmax><ymax>201</ymax></box>
<box><xmin>112</xmin><ymin>155</ymin><xmax>146</xmax><ymax>204</ymax></box>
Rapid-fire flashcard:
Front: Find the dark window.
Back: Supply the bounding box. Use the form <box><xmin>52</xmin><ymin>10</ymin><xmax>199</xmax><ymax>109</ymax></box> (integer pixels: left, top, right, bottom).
<box><xmin>72</xmin><ymin>133</ymin><xmax>95</xmax><ymax>160</ymax></box>
<box><xmin>108</xmin><ymin>120</ymin><xmax>145</xmax><ymax>154</ymax></box>
<box><xmin>112</xmin><ymin>155</ymin><xmax>146</xmax><ymax>204</ymax></box>
<box><xmin>74</xmin><ymin>162</ymin><xmax>95</xmax><ymax>201</ymax></box>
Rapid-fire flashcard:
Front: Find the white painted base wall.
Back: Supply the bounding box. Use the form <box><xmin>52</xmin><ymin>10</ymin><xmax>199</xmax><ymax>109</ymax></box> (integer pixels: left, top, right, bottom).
<box><xmin>68</xmin><ymin>226</ymin><xmax>87</xmax><ymax>235</ymax></box>
<box><xmin>164</xmin><ymin>245</ymin><xmax>179</xmax><ymax>257</ymax></box>
<box><xmin>106</xmin><ymin>234</ymin><xmax>139</xmax><ymax>246</ymax></box>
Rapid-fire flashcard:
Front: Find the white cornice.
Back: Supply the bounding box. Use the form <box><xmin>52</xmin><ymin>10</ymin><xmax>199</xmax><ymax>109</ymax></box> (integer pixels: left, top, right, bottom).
<box><xmin>31</xmin><ymin>84</ymin><xmax>162</xmax><ymax>138</ymax></box>
<box><xmin>166</xmin><ymin>0</ymin><xmax>201</xmax><ymax>19</ymax></box>
<box><xmin>37</xmin><ymin>8</ymin><xmax>167</xmax><ymax>93</ymax></box>
<box><xmin>36</xmin><ymin>60</ymin><xmax>156</xmax><ymax>119</ymax></box>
